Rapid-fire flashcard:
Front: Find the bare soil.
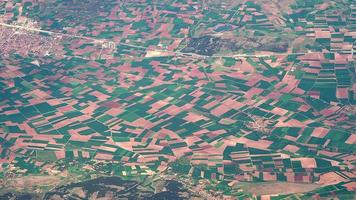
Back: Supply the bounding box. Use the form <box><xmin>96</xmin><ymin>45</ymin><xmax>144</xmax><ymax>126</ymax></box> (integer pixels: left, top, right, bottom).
<box><xmin>239</xmin><ymin>181</ymin><xmax>321</xmax><ymax>195</ymax></box>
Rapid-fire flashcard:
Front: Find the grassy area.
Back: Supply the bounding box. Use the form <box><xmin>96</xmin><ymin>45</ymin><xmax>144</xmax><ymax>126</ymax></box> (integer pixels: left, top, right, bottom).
<box><xmin>36</xmin><ymin>150</ymin><xmax>57</xmax><ymax>162</ymax></box>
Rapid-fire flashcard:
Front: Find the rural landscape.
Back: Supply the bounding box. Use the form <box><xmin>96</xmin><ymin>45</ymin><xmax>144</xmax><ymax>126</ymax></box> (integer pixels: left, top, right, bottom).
<box><xmin>0</xmin><ymin>0</ymin><xmax>355</xmax><ymax>199</ymax></box>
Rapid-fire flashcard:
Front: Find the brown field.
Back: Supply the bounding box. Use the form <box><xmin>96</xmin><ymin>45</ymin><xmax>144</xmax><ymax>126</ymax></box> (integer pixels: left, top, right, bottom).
<box><xmin>1</xmin><ymin>175</ymin><xmax>61</xmax><ymax>191</ymax></box>
<box><xmin>0</xmin><ymin>173</ymin><xmax>78</xmax><ymax>195</ymax></box>
<box><xmin>239</xmin><ymin>181</ymin><xmax>321</xmax><ymax>195</ymax></box>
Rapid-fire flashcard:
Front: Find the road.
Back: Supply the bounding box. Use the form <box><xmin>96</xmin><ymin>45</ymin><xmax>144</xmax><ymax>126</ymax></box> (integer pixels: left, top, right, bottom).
<box><xmin>0</xmin><ymin>21</ymin><xmax>348</xmax><ymax>59</ymax></box>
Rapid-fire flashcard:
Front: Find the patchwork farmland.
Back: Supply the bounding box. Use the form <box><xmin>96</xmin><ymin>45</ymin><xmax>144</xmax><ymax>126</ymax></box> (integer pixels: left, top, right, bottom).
<box><xmin>0</xmin><ymin>0</ymin><xmax>355</xmax><ymax>199</ymax></box>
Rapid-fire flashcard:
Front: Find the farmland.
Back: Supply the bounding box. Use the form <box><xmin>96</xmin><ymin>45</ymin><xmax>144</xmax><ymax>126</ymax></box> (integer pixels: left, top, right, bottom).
<box><xmin>0</xmin><ymin>0</ymin><xmax>355</xmax><ymax>199</ymax></box>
